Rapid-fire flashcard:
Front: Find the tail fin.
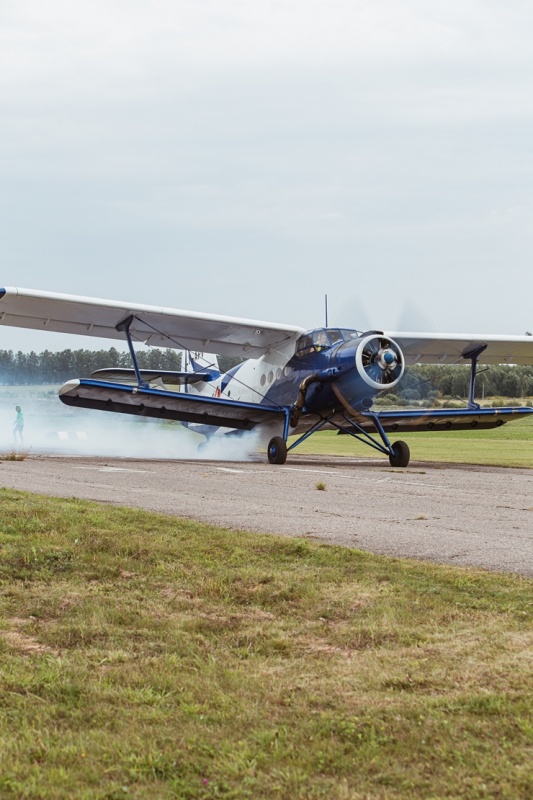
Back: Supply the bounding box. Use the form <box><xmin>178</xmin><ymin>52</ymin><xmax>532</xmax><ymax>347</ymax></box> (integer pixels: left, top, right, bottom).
<box><xmin>182</xmin><ymin>351</ymin><xmax>220</xmax><ymax>381</ymax></box>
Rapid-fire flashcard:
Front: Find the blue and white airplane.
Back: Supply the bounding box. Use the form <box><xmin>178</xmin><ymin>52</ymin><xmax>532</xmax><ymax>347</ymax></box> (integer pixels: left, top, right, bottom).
<box><xmin>2</xmin><ymin>286</ymin><xmax>533</xmax><ymax>467</ymax></box>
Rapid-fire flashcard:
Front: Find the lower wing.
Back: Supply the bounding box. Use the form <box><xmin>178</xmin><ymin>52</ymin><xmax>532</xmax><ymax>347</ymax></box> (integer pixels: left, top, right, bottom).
<box><xmin>342</xmin><ymin>406</ymin><xmax>533</xmax><ymax>433</ymax></box>
<box><xmin>59</xmin><ymin>379</ymin><xmax>286</xmax><ymax>430</ymax></box>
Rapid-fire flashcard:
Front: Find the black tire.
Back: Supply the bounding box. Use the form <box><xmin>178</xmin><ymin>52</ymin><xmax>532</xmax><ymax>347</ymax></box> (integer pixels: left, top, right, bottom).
<box><xmin>389</xmin><ymin>440</ymin><xmax>410</xmax><ymax>468</ymax></box>
<box><xmin>267</xmin><ymin>436</ymin><xmax>287</xmax><ymax>465</ymax></box>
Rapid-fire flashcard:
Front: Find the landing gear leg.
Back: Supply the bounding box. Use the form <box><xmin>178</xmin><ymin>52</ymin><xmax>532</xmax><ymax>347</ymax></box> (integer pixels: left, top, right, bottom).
<box><xmin>279</xmin><ymin>411</ymin><xmax>411</xmax><ymax>467</ymax></box>
<box><xmin>267</xmin><ymin>436</ymin><xmax>287</xmax><ymax>465</ymax></box>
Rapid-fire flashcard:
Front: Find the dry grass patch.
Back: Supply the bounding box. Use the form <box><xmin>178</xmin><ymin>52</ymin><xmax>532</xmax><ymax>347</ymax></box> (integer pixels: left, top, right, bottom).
<box><xmin>0</xmin><ymin>448</ymin><xmax>28</xmax><ymax>461</ymax></box>
<box><xmin>2</xmin><ymin>617</ymin><xmax>58</xmax><ymax>656</ymax></box>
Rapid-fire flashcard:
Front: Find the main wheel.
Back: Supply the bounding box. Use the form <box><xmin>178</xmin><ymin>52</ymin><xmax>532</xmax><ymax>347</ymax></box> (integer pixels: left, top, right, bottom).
<box><xmin>267</xmin><ymin>436</ymin><xmax>287</xmax><ymax>465</ymax></box>
<box><xmin>389</xmin><ymin>440</ymin><xmax>410</xmax><ymax>468</ymax></box>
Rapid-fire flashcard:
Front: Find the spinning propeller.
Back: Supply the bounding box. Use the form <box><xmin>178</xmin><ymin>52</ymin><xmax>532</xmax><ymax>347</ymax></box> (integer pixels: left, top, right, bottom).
<box><xmin>355</xmin><ymin>333</ymin><xmax>405</xmax><ymax>390</ymax></box>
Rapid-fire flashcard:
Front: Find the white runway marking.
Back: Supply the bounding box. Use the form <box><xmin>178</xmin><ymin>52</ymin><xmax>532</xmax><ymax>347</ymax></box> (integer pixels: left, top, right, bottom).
<box><xmin>280</xmin><ymin>467</ymin><xmax>342</xmax><ymax>475</ymax></box>
<box><xmin>74</xmin><ymin>466</ymin><xmax>149</xmax><ymax>474</ymax></box>
<box><xmin>279</xmin><ymin>468</ymin><xmax>444</xmax><ymax>490</ymax></box>
<box><xmin>395</xmin><ymin>481</ymin><xmax>444</xmax><ymax>489</ymax></box>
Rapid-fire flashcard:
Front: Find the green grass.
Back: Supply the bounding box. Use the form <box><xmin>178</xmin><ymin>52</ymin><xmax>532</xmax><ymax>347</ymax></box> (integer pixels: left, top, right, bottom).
<box><xmin>291</xmin><ymin>416</ymin><xmax>533</xmax><ymax>468</ymax></box>
<box><xmin>1</xmin><ymin>490</ymin><xmax>532</xmax><ymax>799</ymax></box>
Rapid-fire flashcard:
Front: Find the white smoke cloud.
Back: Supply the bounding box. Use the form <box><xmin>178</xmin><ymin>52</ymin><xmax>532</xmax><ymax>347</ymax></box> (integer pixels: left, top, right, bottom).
<box><xmin>0</xmin><ymin>386</ymin><xmax>261</xmax><ymax>462</ymax></box>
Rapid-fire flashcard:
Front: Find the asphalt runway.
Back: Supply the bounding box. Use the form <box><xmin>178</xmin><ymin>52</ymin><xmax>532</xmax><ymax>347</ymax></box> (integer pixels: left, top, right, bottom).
<box><xmin>1</xmin><ymin>454</ymin><xmax>533</xmax><ymax>577</ymax></box>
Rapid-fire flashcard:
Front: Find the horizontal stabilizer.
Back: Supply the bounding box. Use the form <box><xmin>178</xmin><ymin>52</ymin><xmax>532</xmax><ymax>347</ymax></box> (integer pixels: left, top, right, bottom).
<box><xmin>59</xmin><ymin>379</ymin><xmax>287</xmax><ymax>430</ymax></box>
<box><xmin>91</xmin><ymin>368</ymin><xmax>212</xmax><ymax>385</ymax></box>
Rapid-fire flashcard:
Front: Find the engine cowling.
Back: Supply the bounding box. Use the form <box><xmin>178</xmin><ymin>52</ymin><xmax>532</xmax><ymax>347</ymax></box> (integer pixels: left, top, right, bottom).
<box><xmin>287</xmin><ymin>331</ymin><xmax>406</xmax><ymax>421</ymax></box>
<box><xmin>354</xmin><ymin>333</ymin><xmax>405</xmax><ymax>391</ymax></box>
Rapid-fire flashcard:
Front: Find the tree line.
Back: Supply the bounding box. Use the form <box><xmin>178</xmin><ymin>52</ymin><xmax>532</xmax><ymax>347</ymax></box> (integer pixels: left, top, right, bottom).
<box><xmin>0</xmin><ymin>348</ymin><xmax>182</xmax><ymax>385</ymax></box>
<box><xmin>1</xmin><ymin>348</ymin><xmax>533</xmax><ymax>398</ymax></box>
<box><xmin>395</xmin><ymin>363</ymin><xmax>533</xmax><ymax>402</ymax></box>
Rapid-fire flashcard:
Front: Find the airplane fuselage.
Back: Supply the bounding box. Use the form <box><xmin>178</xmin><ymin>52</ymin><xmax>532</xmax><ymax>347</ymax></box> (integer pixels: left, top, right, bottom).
<box><xmin>189</xmin><ymin>327</ymin><xmax>405</xmax><ymax>434</ymax></box>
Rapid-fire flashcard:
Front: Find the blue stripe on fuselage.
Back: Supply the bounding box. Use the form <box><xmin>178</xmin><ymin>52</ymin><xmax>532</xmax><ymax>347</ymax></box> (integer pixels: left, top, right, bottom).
<box><xmin>221</xmin><ymin>363</ymin><xmax>243</xmax><ymax>392</ymax></box>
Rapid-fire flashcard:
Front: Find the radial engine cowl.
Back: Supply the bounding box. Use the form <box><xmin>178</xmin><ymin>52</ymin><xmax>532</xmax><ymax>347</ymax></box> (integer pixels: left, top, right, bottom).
<box><xmin>355</xmin><ymin>333</ymin><xmax>405</xmax><ymax>391</ymax></box>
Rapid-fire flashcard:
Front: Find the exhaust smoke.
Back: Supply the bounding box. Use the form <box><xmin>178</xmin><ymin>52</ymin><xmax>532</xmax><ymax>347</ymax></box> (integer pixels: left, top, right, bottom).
<box><xmin>0</xmin><ymin>386</ymin><xmax>260</xmax><ymax>462</ymax></box>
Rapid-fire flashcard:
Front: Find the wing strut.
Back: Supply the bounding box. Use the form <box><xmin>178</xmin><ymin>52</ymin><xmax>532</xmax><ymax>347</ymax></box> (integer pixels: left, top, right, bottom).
<box><xmin>116</xmin><ymin>314</ymin><xmax>148</xmax><ymax>389</ymax></box>
<box><xmin>462</xmin><ymin>344</ymin><xmax>488</xmax><ymax>409</ymax></box>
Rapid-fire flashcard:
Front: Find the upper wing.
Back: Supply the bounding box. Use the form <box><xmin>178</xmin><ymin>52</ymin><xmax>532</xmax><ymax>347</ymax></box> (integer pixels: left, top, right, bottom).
<box><xmin>0</xmin><ymin>287</ymin><xmax>303</xmax><ymax>357</ymax></box>
<box><xmin>385</xmin><ymin>331</ymin><xmax>533</xmax><ymax>366</ymax></box>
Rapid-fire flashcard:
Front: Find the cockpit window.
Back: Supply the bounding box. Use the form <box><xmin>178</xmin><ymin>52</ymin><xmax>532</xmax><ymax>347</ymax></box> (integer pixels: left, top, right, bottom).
<box><xmin>314</xmin><ymin>330</ymin><xmax>330</xmax><ymax>349</ymax></box>
<box><xmin>339</xmin><ymin>329</ymin><xmax>360</xmax><ymax>341</ymax></box>
<box><xmin>328</xmin><ymin>330</ymin><xmax>343</xmax><ymax>344</ymax></box>
<box><xmin>296</xmin><ymin>329</ymin><xmax>349</xmax><ymax>357</ymax></box>
<box><xmin>296</xmin><ymin>334</ymin><xmax>314</xmax><ymax>357</ymax></box>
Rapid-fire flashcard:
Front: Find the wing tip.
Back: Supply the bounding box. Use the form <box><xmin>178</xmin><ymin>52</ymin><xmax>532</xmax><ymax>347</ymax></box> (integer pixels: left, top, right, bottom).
<box><xmin>59</xmin><ymin>379</ymin><xmax>80</xmax><ymax>395</ymax></box>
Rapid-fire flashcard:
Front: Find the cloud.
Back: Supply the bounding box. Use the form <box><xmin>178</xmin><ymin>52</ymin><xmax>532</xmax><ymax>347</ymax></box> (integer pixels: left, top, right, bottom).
<box><xmin>0</xmin><ymin>0</ymin><xmax>532</xmax><ymax>345</ymax></box>
<box><xmin>2</xmin><ymin>1</ymin><xmax>533</xmax><ymax>85</ymax></box>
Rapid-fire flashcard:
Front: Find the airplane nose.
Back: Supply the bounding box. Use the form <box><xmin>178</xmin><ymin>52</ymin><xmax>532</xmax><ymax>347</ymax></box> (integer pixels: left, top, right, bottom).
<box><xmin>353</xmin><ymin>333</ymin><xmax>405</xmax><ymax>390</ymax></box>
<box><xmin>376</xmin><ymin>348</ymin><xmax>398</xmax><ymax>370</ymax></box>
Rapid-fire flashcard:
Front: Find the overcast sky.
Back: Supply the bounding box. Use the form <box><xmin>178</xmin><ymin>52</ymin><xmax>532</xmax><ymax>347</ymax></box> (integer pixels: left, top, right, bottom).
<box><xmin>1</xmin><ymin>0</ymin><xmax>533</xmax><ymax>352</ymax></box>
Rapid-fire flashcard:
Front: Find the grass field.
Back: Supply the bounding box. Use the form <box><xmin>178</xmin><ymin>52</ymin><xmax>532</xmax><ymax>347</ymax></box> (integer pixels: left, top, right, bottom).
<box><xmin>1</xmin><ymin>489</ymin><xmax>532</xmax><ymax>799</ymax></box>
<box><xmin>290</xmin><ymin>416</ymin><xmax>533</xmax><ymax>468</ymax></box>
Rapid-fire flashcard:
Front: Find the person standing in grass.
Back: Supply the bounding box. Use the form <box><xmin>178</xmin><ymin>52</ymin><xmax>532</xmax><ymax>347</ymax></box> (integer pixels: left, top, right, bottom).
<box><xmin>13</xmin><ymin>405</ymin><xmax>24</xmax><ymax>446</ymax></box>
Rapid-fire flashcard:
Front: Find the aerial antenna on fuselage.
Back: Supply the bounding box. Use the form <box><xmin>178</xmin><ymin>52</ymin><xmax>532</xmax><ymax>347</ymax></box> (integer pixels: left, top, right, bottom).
<box><xmin>324</xmin><ymin>294</ymin><xmax>328</xmax><ymax>327</ymax></box>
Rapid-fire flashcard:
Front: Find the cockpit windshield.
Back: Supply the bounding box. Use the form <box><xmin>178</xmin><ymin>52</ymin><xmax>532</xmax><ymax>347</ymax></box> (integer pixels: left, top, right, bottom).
<box><xmin>296</xmin><ymin>328</ymin><xmax>361</xmax><ymax>357</ymax></box>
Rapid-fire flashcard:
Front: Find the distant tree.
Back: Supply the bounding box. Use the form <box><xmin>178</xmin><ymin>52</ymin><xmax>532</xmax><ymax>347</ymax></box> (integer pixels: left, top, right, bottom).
<box><xmin>1</xmin><ymin>349</ymin><xmax>533</xmax><ymax>398</ymax></box>
<box><xmin>218</xmin><ymin>354</ymin><xmax>246</xmax><ymax>373</ymax></box>
<box><xmin>0</xmin><ymin>350</ymin><xmax>15</xmax><ymax>384</ymax></box>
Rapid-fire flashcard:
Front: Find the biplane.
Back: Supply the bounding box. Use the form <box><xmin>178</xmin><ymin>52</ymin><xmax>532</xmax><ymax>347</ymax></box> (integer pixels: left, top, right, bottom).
<box><xmin>1</xmin><ymin>286</ymin><xmax>533</xmax><ymax>466</ymax></box>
